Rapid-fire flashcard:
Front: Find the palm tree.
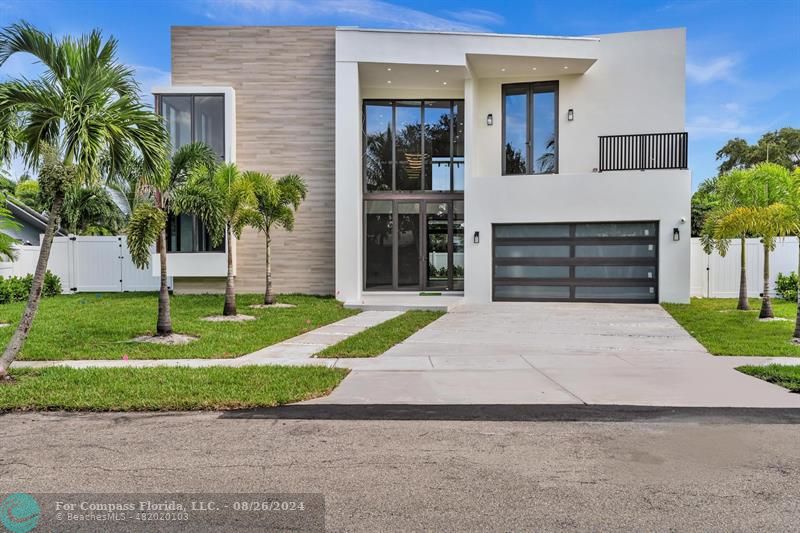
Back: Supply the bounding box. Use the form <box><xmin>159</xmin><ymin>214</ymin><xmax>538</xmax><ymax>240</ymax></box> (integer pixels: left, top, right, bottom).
<box><xmin>700</xmin><ymin>169</ymin><xmax>754</xmax><ymax>310</ymax></box>
<box><xmin>0</xmin><ymin>22</ymin><xmax>166</xmax><ymax>376</ymax></box>
<box><xmin>0</xmin><ymin>203</ymin><xmax>20</xmax><ymax>261</ymax></box>
<box><xmin>207</xmin><ymin>163</ymin><xmax>258</xmax><ymax>316</ymax></box>
<box><xmin>710</xmin><ymin>163</ymin><xmax>793</xmax><ymax>319</ymax></box>
<box><xmin>781</xmin><ymin>168</ymin><xmax>800</xmax><ymax>341</ymax></box>
<box><xmin>62</xmin><ymin>183</ymin><xmax>125</xmax><ymax>235</ymax></box>
<box><xmin>126</xmin><ymin>143</ymin><xmax>223</xmax><ymax>335</ymax></box>
<box><xmin>246</xmin><ymin>172</ymin><xmax>307</xmax><ymax>305</ymax></box>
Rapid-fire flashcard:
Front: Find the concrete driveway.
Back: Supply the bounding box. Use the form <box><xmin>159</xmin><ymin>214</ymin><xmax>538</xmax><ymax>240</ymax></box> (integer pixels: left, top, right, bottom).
<box><xmin>320</xmin><ymin>303</ymin><xmax>800</xmax><ymax>407</ymax></box>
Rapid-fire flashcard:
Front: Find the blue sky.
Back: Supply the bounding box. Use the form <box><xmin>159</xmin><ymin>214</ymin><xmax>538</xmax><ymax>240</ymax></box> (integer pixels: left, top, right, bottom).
<box><xmin>2</xmin><ymin>0</ymin><xmax>799</xmax><ymax>189</ymax></box>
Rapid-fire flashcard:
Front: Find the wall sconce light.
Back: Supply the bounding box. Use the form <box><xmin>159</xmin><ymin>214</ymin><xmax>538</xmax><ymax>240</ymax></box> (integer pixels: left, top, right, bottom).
<box><xmin>486</xmin><ymin>113</ymin><xmax>493</xmax><ymax>126</ymax></box>
<box><xmin>567</xmin><ymin>109</ymin><xmax>574</xmax><ymax>121</ymax></box>
<box><xmin>473</xmin><ymin>231</ymin><xmax>480</xmax><ymax>244</ymax></box>
<box><xmin>673</xmin><ymin>227</ymin><xmax>680</xmax><ymax>241</ymax></box>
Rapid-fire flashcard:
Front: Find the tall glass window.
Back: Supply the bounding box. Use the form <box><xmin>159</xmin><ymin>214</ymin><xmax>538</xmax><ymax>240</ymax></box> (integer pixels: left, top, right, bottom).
<box><xmin>363</xmin><ymin>99</ymin><xmax>464</xmax><ymax>192</ymax></box>
<box><xmin>158</xmin><ymin>93</ymin><xmax>226</xmax><ymax>252</ymax></box>
<box><xmin>364</xmin><ymin>101</ymin><xmax>393</xmax><ymax>191</ymax></box>
<box><xmin>502</xmin><ymin>82</ymin><xmax>558</xmax><ymax>175</ymax></box>
<box><xmin>365</xmin><ymin>201</ymin><xmax>394</xmax><ymax>289</ymax></box>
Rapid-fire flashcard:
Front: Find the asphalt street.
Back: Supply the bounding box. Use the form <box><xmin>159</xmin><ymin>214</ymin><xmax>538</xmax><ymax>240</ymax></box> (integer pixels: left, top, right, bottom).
<box><xmin>2</xmin><ymin>407</ymin><xmax>799</xmax><ymax>531</ymax></box>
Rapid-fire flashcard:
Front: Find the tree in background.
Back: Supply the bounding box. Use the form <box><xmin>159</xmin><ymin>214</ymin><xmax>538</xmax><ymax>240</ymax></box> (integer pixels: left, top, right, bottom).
<box><xmin>62</xmin><ymin>183</ymin><xmax>125</xmax><ymax>235</ymax></box>
<box><xmin>0</xmin><ymin>22</ymin><xmax>166</xmax><ymax>376</ymax></box>
<box><xmin>716</xmin><ymin>128</ymin><xmax>800</xmax><ymax>174</ymax></box>
<box><xmin>126</xmin><ymin>143</ymin><xmax>222</xmax><ymax>336</ymax></box>
<box><xmin>246</xmin><ymin>172</ymin><xmax>307</xmax><ymax>306</ymax></box>
<box><xmin>0</xmin><ymin>203</ymin><xmax>20</xmax><ymax>261</ymax></box>
<box><xmin>693</xmin><ymin>128</ymin><xmax>800</xmax><ymax>234</ymax></box>
<box><xmin>13</xmin><ymin>179</ymin><xmax>40</xmax><ymax>211</ymax></box>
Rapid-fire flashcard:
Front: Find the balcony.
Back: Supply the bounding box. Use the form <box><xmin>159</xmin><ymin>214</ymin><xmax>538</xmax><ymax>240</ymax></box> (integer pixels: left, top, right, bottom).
<box><xmin>599</xmin><ymin>132</ymin><xmax>688</xmax><ymax>172</ymax></box>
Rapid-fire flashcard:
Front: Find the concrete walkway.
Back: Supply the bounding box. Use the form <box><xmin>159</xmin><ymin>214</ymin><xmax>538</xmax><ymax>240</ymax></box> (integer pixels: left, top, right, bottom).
<box><xmin>314</xmin><ymin>303</ymin><xmax>800</xmax><ymax>408</ymax></box>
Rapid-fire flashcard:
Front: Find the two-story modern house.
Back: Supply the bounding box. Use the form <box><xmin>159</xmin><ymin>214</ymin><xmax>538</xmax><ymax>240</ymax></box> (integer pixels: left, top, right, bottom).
<box><xmin>155</xmin><ymin>26</ymin><xmax>691</xmax><ymax>305</ymax></box>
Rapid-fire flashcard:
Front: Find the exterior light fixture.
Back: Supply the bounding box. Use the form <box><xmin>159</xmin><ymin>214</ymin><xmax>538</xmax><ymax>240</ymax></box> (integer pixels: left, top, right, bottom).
<box><xmin>563</xmin><ymin>65</ymin><xmax>569</xmax><ymax>69</ymax></box>
<box><xmin>473</xmin><ymin>231</ymin><xmax>480</xmax><ymax>244</ymax></box>
<box><xmin>435</xmin><ymin>69</ymin><xmax>440</xmax><ymax>73</ymax></box>
<box><xmin>387</xmin><ymin>80</ymin><xmax>392</xmax><ymax>84</ymax></box>
<box><xmin>442</xmin><ymin>81</ymin><xmax>447</xmax><ymax>85</ymax></box>
<box><xmin>386</xmin><ymin>67</ymin><xmax>392</xmax><ymax>71</ymax></box>
<box><xmin>501</xmin><ymin>68</ymin><xmax>506</xmax><ymax>72</ymax></box>
<box><xmin>532</xmin><ymin>67</ymin><xmax>537</xmax><ymax>71</ymax></box>
<box><xmin>486</xmin><ymin>113</ymin><xmax>493</xmax><ymax>126</ymax></box>
<box><xmin>673</xmin><ymin>228</ymin><xmax>680</xmax><ymax>241</ymax></box>
<box><xmin>567</xmin><ymin>109</ymin><xmax>574</xmax><ymax>121</ymax></box>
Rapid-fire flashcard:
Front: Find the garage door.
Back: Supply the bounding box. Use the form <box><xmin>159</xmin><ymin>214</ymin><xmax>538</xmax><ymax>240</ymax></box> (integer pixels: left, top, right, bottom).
<box><xmin>492</xmin><ymin>222</ymin><xmax>658</xmax><ymax>303</ymax></box>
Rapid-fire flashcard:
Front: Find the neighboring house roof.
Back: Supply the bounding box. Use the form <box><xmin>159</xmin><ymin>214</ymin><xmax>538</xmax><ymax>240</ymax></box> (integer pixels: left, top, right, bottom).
<box><xmin>5</xmin><ymin>198</ymin><xmax>67</xmax><ymax>238</ymax></box>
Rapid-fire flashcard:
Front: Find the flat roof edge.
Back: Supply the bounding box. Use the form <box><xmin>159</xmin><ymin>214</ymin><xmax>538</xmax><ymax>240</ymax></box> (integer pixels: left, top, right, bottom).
<box><xmin>335</xmin><ymin>27</ymin><xmax>600</xmax><ymax>42</ymax></box>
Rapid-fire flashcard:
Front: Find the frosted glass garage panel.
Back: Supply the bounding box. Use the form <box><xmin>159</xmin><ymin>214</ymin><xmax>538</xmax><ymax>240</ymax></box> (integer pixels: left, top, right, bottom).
<box><xmin>575</xmin><ymin>222</ymin><xmax>657</xmax><ymax>238</ymax></box>
<box><xmin>575</xmin><ymin>266</ymin><xmax>656</xmax><ymax>279</ymax></box>
<box><xmin>495</xmin><ymin>245</ymin><xmax>570</xmax><ymax>258</ymax></box>
<box><xmin>495</xmin><ymin>224</ymin><xmax>570</xmax><ymax>238</ymax></box>
<box><xmin>495</xmin><ymin>285</ymin><xmax>570</xmax><ymax>299</ymax></box>
<box><xmin>575</xmin><ymin>286</ymin><xmax>656</xmax><ymax>300</ymax></box>
<box><xmin>575</xmin><ymin>244</ymin><xmax>655</xmax><ymax>258</ymax></box>
<box><xmin>494</xmin><ymin>265</ymin><xmax>570</xmax><ymax>278</ymax></box>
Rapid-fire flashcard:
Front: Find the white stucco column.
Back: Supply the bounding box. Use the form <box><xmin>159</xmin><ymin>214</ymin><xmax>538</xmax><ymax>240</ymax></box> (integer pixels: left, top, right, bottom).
<box><xmin>335</xmin><ymin>61</ymin><xmax>362</xmax><ymax>303</ymax></box>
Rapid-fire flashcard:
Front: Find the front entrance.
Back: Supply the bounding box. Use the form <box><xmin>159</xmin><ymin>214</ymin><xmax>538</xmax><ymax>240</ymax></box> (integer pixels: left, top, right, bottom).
<box><xmin>365</xmin><ymin>199</ymin><xmax>464</xmax><ymax>291</ymax></box>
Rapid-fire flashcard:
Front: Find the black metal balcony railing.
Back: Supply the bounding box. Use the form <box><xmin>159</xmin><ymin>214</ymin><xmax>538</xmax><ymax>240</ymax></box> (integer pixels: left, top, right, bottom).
<box><xmin>599</xmin><ymin>132</ymin><xmax>688</xmax><ymax>172</ymax></box>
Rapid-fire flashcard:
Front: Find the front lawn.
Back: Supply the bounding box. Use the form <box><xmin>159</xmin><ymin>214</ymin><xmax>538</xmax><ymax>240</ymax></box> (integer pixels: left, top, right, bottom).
<box><xmin>737</xmin><ymin>365</ymin><xmax>800</xmax><ymax>392</ymax></box>
<box><xmin>0</xmin><ymin>293</ymin><xmax>357</xmax><ymax>361</ymax></box>
<box><xmin>663</xmin><ymin>298</ymin><xmax>800</xmax><ymax>357</ymax></box>
<box><xmin>316</xmin><ymin>310</ymin><xmax>443</xmax><ymax>358</ymax></box>
<box><xmin>0</xmin><ymin>366</ymin><xmax>348</xmax><ymax>411</ymax></box>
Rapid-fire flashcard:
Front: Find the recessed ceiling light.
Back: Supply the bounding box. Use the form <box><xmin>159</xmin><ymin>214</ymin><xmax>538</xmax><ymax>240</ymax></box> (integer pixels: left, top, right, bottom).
<box><xmin>563</xmin><ymin>65</ymin><xmax>569</xmax><ymax>69</ymax></box>
<box><xmin>386</xmin><ymin>67</ymin><xmax>392</xmax><ymax>71</ymax></box>
<box><xmin>387</xmin><ymin>80</ymin><xmax>392</xmax><ymax>84</ymax></box>
<box><xmin>435</xmin><ymin>69</ymin><xmax>440</xmax><ymax>73</ymax></box>
<box><xmin>532</xmin><ymin>67</ymin><xmax>537</xmax><ymax>71</ymax></box>
<box><xmin>442</xmin><ymin>81</ymin><xmax>447</xmax><ymax>85</ymax></box>
<box><xmin>500</xmin><ymin>68</ymin><xmax>506</xmax><ymax>72</ymax></box>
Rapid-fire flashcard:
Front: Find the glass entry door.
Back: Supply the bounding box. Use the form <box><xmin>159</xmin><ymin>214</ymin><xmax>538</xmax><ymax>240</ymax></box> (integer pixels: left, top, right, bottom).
<box><xmin>364</xmin><ymin>198</ymin><xmax>464</xmax><ymax>291</ymax></box>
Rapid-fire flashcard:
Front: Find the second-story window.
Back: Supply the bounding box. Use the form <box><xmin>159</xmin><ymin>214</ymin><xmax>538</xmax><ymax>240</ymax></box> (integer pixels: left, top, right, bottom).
<box><xmin>158</xmin><ymin>93</ymin><xmax>226</xmax><ymax>252</ymax></box>
<box><xmin>364</xmin><ymin>99</ymin><xmax>464</xmax><ymax>192</ymax></box>
<box><xmin>502</xmin><ymin>82</ymin><xmax>558</xmax><ymax>175</ymax></box>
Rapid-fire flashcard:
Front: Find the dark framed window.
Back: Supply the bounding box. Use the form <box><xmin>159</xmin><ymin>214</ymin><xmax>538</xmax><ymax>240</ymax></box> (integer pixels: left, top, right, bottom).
<box><xmin>157</xmin><ymin>93</ymin><xmax>226</xmax><ymax>252</ymax></box>
<box><xmin>502</xmin><ymin>82</ymin><xmax>558</xmax><ymax>175</ymax></box>
<box><xmin>364</xmin><ymin>99</ymin><xmax>464</xmax><ymax>192</ymax></box>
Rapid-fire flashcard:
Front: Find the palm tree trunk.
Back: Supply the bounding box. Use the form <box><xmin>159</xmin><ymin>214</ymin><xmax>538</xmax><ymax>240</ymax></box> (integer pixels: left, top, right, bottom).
<box><xmin>794</xmin><ymin>238</ymin><xmax>800</xmax><ymax>341</ymax></box>
<box><xmin>0</xmin><ymin>191</ymin><xmax>65</xmax><ymax>377</ymax></box>
<box><xmin>264</xmin><ymin>228</ymin><xmax>273</xmax><ymax>305</ymax></box>
<box><xmin>156</xmin><ymin>229</ymin><xmax>172</xmax><ymax>336</ymax></box>
<box><xmin>759</xmin><ymin>242</ymin><xmax>774</xmax><ymax>319</ymax></box>
<box><xmin>737</xmin><ymin>236</ymin><xmax>750</xmax><ymax>311</ymax></box>
<box><xmin>223</xmin><ymin>225</ymin><xmax>237</xmax><ymax>316</ymax></box>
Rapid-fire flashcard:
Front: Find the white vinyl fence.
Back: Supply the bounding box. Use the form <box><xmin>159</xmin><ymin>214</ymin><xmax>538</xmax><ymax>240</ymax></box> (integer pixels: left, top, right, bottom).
<box><xmin>0</xmin><ymin>235</ymin><xmax>167</xmax><ymax>293</ymax></box>
<box><xmin>691</xmin><ymin>237</ymin><xmax>798</xmax><ymax>298</ymax></box>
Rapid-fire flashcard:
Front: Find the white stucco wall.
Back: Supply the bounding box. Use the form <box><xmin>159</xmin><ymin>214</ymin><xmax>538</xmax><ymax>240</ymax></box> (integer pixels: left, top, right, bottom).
<box><xmin>335</xmin><ymin>27</ymin><xmax>690</xmax><ymax>305</ymax></box>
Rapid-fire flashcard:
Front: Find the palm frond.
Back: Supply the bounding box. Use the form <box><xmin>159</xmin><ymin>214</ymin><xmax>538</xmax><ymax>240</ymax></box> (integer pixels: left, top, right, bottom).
<box><xmin>126</xmin><ymin>202</ymin><xmax>165</xmax><ymax>269</ymax></box>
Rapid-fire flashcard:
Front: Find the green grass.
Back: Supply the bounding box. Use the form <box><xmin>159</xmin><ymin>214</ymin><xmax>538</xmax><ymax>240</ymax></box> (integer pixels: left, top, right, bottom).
<box><xmin>0</xmin><ymin>293</ymin><xmax>358</xmax><ymax>361</ymax></box>
<box><xmin>737</xmin><ymin>365</ymin><xmax>800</xmax><ymax>392</ymax></box>
<box><xmin>0</xmin><ymin>366</ymin><xmax>349</xmax><ymax>411</ymax></box>
<box><xmin>316</xmin><ymin>310</ymin><xmax>444</xmax><ymax>358</ymax></box>
<box><xmin>662</xmin><ymin>298</ymin><xmax>800</xmax><ymax>357</ymax></box>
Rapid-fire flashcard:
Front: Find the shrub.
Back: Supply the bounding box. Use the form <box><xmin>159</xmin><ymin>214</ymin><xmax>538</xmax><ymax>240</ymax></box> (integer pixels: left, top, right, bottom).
<box><xmin>0</xmin><ymin>271</ymin><xmax>62</xmax><ymax>304</ymax></box>
<box><xmin>775</xmin><ymin>272</ymin><xmax>798</xmax><ymax>302</ymax></box>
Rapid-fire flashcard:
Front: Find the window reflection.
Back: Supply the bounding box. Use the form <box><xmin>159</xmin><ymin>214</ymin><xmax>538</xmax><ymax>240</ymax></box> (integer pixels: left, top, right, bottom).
<box><xmin>363</xmin><ymin>100</ymin><xmax>464</xmax><ymax>192</ymax></box>
<box><xmin>503</xmin><ymin>82</ymin><xmax>558</xmax><ymax>175</ymax></box>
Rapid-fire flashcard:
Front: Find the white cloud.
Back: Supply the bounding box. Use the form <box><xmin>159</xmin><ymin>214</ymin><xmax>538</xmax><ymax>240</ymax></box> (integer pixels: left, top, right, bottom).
<box><xmin>203</xmin><ymin>0</ymin><xmax>501</xmax><ymax>31</ymax></box>
<box><xmin>131</xmin><ymin>64</ymin><xmax>171</xmax><ymax>106</ymax></box>
<box><xmin>686</xmin><ymin>55</ymin><xmax>737</xmax><ymax>84</ymax></box>
<box><xmin>686</xmin><ymin>114</ymin><xmax>776</xmax><ymax>139</ymax></box>
<box><xmin>442</xmin><ymin>8</ymin><xmax>504</xmax><ymax>28</ymax></box>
